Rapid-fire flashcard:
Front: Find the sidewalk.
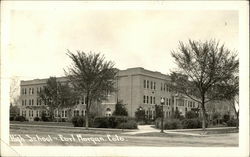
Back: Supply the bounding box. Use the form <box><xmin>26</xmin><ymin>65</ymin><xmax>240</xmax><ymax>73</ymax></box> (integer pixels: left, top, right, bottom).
<box><xmin>122</xmin><ymin>125</ymin><xmax>237</xmax><ymax>136</ymax></box>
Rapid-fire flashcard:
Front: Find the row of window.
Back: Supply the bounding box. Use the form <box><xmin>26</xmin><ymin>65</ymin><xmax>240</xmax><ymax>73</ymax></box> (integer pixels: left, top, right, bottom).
<box><xmin>143</xmin><ymin>95</ymin><xmax>156</xmax><ymax>104</ymax></box>
<box><xmin>54</xmin><ymin>110</ymin><xmax>68</xmax><ymax>118</ymax></box>
<box><xmin>73</xmin><ymin>110</ymin><xmax>86</xmax><ymax>116</ymax></box>
<box><xmin>160</xmin><ymin>97</ymin><xmax>172</xmax><ymax>106</ymax></box>
<box><xmin>21</xmin><ymin>110</ymin><xmax>40</xmax><ymax>117</ymax></box>
<box><xmin>21</xmin><ymin>87</ymin><xmax>44</xmax><ymax>95</ymax></box>
<box><xmin>160</xmin><ymin>83</ymin><xmax>171</xmax><ymax>92</ymax></box>
<box><xmin>177</xmin><ymin>100</ymin><xmax>196</xmax><ymax>108</ymax></box>
<box><xmin>143</xmin><ymin>80</ymin><xmax>156</xmax><ymax>90</ymax></box>
<box><xmin>22</xmin><ymin>99</ymin><xmax>42</xmax><ymax>106</ymax></box>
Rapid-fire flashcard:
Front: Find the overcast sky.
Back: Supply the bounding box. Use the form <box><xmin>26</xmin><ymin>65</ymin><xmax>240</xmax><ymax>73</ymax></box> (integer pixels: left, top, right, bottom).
<box><xmin>9</xmin><ymin>9</ymin><xmax>238</xmax><ymax>80</ymax></box>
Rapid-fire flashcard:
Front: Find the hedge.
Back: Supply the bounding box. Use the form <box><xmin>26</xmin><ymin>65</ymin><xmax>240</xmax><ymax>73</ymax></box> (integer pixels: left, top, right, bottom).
<box><xmin>71</xmin><ymin>116</ymin><xmax>85</xmax><ymax>127</ymax></box>
<box><xmin>117</xmin><ymin>120</ymin><xmax>138</xmax><ymax>129</ymax></box>
<box><xmin>34</xmin><ymin>117</ymin><xmax>40</xmax><ymax>121</ymax></box>
<box><xmin>226</xmin><ymin>119</ymin><xmax>239</xmax><ymax>127</ymax></box>
<box><xmin>14</xmin><ymin>116</ymin><xmax>26</xmax><ymax>122</ymax></box>
<box><xmin>93</xmin><ymin>116</ymin><xmax>135</xmax><ymax>129</ymax></box>
<box><xmin>155</xmin><ymin>118</ymin><xmax>208</xmax><ymax>130</ymax></box>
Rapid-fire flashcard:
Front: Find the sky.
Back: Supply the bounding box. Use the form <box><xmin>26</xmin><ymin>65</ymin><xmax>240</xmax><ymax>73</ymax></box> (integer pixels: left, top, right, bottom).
<box><xmin>8</xmin><ymin>9</ymin><xmax>238</xmax><ymax>81</ymax></box>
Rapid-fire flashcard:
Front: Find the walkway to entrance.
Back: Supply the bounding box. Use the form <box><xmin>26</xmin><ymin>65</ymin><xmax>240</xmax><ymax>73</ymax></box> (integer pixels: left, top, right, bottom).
<box><xmin>122</xmin><ymin>125</ymin><xmax>208</xmax><ymax>136</ymax></box>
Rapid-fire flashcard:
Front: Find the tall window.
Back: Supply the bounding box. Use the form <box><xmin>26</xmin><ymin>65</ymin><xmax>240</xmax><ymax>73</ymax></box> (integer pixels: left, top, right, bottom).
<box><xmin>143</xmin><ymin>95</ymin><xmax>146</xmax><ymax>103</ymax></box>
<box><xmin>153</xmin><ymin>97</ymin><xmax>155</xmax><ymax>104</ymax></box>
<box><xmin>146</xmin><ymin>80</ymin><xmax>149</xmax><ymax>88</ymax></box>
<box><xmin>150</xmin><ymin>81</ymin><xmax>153</xmax><ymax>89</ymax></box>
<box><xmin>146</xmin><ymin>96</ymin><xmax>149</xmax><ymax>104</ymax></box>
<box><xmin>22</xmin><ymin>100</ymin><xmax>24</xmax><ymax>106</ymax></box>
<box><xmin>153</xmin><ymin>82</ymin><xmax>156</xmax><ymax>90</ymax></box>
<box><xmin>144</xmin><ymin>80</ymin><xmax>146</xmax><ymax>88</ymax></box>
<box><xmin>62</xmin><ymin>110</ymin><xmax>65</xmax><ymax>117</ymax></box>
<box><xmin>161</xmin><ymin>83</ymin><xmax>163</xmax><ymax>91</ymax></box>
<box><xmin>166</xmin><ymin>98</ymin><xmax>169</xmax><ymax>105</ymax></box>
<box><xmin>150</xmin><ymin>96</ymin><xmax>152</xmax><ymax>104</ymax></box>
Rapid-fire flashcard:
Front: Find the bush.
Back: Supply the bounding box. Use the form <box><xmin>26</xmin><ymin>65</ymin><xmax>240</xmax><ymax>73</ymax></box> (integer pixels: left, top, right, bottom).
<box><xmin>222</xmin><ymin>114</ymin><xmax>230</xmax><ymax>123</ymax></box>
<box><xmin>10</xmin><ymin>116</ymin><xmax>14</xmax><ymax>121</ymax></box>
<box><xmin>34</xmin><ymin>117</ymin><xmax>40</xmax><ymax>121</ymax></box>
<box><xmin>226</xmin><ymin>119</ymin><xmax>239</xmax><ymax>127</ymax></box>
<box><xmin>182</xmin><ymin>118</ymin><xmax>201</xmax><ymax>129</ymax></box>
<box><xmin>93</xmin><ymin>117</ymin><xmax>109</xmax><ymax>128</ymax></box>
<box><xmin>93</xmin><ymin>116</ymin><xmax>135</xmax><ymax>129</ymax></box>
<box><xmin>155</xmin><ymin>118</ymin><xmax>182</xmax><ymax>130</ymax></box>
<box><xmin>71</xmin><ymin>116</ymin><xmax>85</xmax><ymax>127</ymax></box>
<box><xmin>185</xmin><ymin>111</ymin><xmax>198</xmax><ymax>119</ymax></box>
<box><xmin>41</xmin><ymin>112</ymin><xmax>50</xmax><ymax>122</ymax></box>
<box><xmin>14</xmin><ymin>116</ymin><xmax>26</xmax><ymax>122</ymax></box>
<box><xmin>117</xmin><ymin>120</ymin><xmax>138</xmax><ymax>129</ymax></box>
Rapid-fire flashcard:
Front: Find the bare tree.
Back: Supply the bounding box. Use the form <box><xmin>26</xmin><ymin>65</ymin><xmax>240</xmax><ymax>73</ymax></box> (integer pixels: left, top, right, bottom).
<box><xmin>10</xmin><ymin>76</ymin><xmax>20</xmax><ymax>106</ymax></box>
<box><xmin>65</xmin><ymin>51</ymin><xmax>118</xmax><ymax>129</ymax></box>
<box><xmin>171</xmin><ymin>39</ymin><xmax>238</xmax><ymax>132</ymax></box>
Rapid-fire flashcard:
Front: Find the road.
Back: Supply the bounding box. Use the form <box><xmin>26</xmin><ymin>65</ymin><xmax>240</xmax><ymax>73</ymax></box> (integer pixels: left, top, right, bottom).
<box><xmin>9</xmin><ymin>124</ymin><xmax>238</xmax><ymax>147</ymax></box>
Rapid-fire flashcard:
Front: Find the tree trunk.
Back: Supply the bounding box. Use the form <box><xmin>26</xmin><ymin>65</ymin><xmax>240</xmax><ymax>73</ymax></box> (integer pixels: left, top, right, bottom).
<box><xmin>201</xmin><ymin>95</ymin><xmax>207</xmax><ymax>132</ymax></box>
<box><xmin>85</xmin><ymin>107</ymin><xmax>89</xmax><ymax>130</ymax></box>
<box><xmin>85</xmin><ymin>94</ymin><xmax>89</xmax><ymax>130</ymax></box>
<box><xmin>236</xmin><ymin>111</ymin><xmax>239</xmax><ymax>129</ymax></box>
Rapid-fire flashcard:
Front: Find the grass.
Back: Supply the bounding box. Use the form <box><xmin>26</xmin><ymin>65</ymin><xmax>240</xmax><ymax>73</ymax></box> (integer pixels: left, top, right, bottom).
<box><xmin>10</xmin><ymin>121</ymin><xmax>74</xmax><ymax>127</ymax></box>
<box><xmin>10</xmin><ymin>123</ymin><xmax>239</xmax><ymax>146</ymax></box>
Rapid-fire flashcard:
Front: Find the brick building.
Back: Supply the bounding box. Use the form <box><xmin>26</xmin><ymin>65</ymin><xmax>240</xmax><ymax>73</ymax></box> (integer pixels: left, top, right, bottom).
<box><xmin>19</xmin><ymin>67</ymin><xmax>198</xmax><ymax>121</ymax></box>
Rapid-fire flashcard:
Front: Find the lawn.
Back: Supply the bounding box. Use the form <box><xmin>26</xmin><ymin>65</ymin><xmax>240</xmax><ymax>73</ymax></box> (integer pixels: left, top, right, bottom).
<box><xmin>10</xmin><ymin>123</ymin><xmax>239</xmax><ymax>147</ymax></box>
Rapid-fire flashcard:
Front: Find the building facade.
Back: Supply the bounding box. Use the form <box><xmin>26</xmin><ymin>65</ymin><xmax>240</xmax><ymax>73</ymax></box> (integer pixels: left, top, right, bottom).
<box><xmin>19</xmin><ymin>67</ymin><xmax>198</xmax><ymax>121</ymax></box>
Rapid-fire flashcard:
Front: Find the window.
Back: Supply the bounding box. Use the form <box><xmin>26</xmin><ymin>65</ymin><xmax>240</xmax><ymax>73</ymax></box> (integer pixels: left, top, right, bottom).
<box><xmin>36</xmin><ymin>111</ymin><xmax>39</xmax><ymax>117</ymax></box>
<box><xmin>146</xmin><ymin>80</ymin><xmax>149</xmax><ymax>88</ymax></box>
<box><xmin>31</xmin><ymin>110</ymin><xmax>33</xmax><ymax>117</ymax></box>
<box><xmin>62</xmin><ymin>111</ymin><xmax>64</xmax><ymax>117</ymax></box>
<box><xmin>65</xmin><ymin>110</ymin><xmax>67</xmax><ymax>117</ymax></box>
<box><xmin>143</xmin><ymin>95</ymin><xmax>146</xmax><ymax>103</ymax></box>
<box><xmin>153</xmin><ymin>82</ymin><xmax>156</xmax><ymax>90</ymax></box>
<box><xmin>24</xmin><ymin>100</ymin><xmax>26</xmax><ymax>106</ymax></box>
<box><xmin>161</xmin><ymin>83</ymin><xmax>163</xmax><ymax>91</ymax></box>
<box><xmin>31</xmin><ymin>88</ymin><xmax>34</xmax><ymax>94</ymax></box>
<box><xmin>32</xmin><ymin>99</ymin><xmax>34</xmax><ymax>105</ymax></box>
<box><xmin>22</xmin><ymin>100</ymin><xmax>24</xmax><ymax>106</ymax></box>
<box><xmin>153</xmin><ymin>97</ymin><xmax>155</xmax><ymax>104</ymax></box>
<box><xmin>163</xmin><ymin>84</ymin><xmax>166</xmax><ymax>91</ymax></box>
<box><xmin>150</xmin><ymin>81</ymin><xmax>153</xmax><ymax>89</ymax></box>
<box><xmin>81</xmin><ymin>110</ymin><xmax>84</xmax><ymax>116</ymax></box>
<box><xmin>144</xmin><ymin>80</ymin><xmax>146</xmax><ymax>88</ymax></box>
<box><xmin>24</xmin><ymin>88</ymin><xmax>27</xmax><ymax>95</ymax></box>
<box><xmin>166</xmin><ymin>98</ymin><xmax>169</xmax><ymax>105</ymax></box>
<box><xmin>146</xmin><ymin>96</ymin><xmax>149</xmax><ymax>104</ymax></box>
<box><xmin>163</xmin><ymin>98</ymin><xmax>166</xmax><ymax>105</ymax></box>
<box><xmin>169</xmin><ymin>99</ymin><xmax>171</xmax><ymax>106</ymax></box>
<box><xmin>150</xmin><ymin>96</ymin><xmax>152</xmax><ymax>104</ymax></box>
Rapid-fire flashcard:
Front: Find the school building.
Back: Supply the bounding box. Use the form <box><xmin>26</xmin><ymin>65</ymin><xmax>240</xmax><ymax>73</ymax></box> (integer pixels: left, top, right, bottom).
<box><xmin>19</xmin><ymin>67</ymin><xmax>198</xmax><ymax>121</ymax></box>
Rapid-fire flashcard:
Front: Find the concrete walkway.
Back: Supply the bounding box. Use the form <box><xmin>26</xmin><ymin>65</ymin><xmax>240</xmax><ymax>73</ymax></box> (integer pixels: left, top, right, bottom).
<box><xmin>122</xmin><ymin>125</ymin><xmax>236</xmax><ymax>136</ymax></box>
